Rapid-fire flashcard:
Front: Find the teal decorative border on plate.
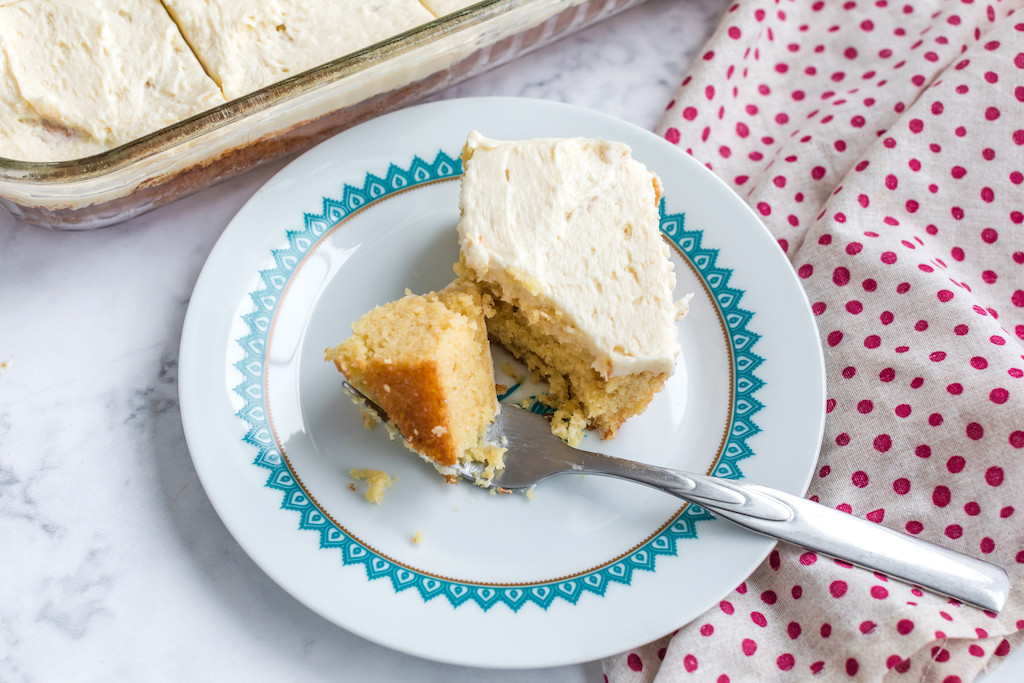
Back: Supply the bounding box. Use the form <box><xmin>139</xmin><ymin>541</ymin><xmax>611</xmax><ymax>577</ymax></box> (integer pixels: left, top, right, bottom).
<box><xmin>233</xmin><ymin>150</ymin><xmax>764</xmax><ymax>612</ymax></box>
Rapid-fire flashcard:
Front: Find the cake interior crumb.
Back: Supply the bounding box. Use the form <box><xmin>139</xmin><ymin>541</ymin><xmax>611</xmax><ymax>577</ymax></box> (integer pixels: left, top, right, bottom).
<box><xmin>349</xmin><ymin>468</ymin><xmax>395</xmax><ymax>504</ymax></box>
<box><xmin>412</xmin><ymin>530</ymin><xmax>424</xmax><ymax>545</ymax></box>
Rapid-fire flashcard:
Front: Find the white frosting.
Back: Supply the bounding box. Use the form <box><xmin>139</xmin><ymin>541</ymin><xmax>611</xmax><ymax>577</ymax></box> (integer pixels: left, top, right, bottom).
<box><xmin>162</xmin><ymin>0</ymin><xmax>437</xmax><ymax>100</ymax></box>
<box><xmin>0</xmin><ymin>0</ymin><xmax>225</xmax><ymax>162</ymax></box>
<box><xmin>420</xmin><ymin>0</ymin><xmax>479</xmax><ymax>16</ymax></box>
<box><xmin>458</xmin><ymin>132</ymin><xmax>680</xmax><ymax>378</ymax></box>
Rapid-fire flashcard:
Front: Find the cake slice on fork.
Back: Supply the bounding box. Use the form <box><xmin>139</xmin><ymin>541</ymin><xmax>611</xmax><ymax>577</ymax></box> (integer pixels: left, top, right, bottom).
<box><xmin>325</xmin><ymin>282</ymin><xmax>505</xmax><ymax>482</ymax></box>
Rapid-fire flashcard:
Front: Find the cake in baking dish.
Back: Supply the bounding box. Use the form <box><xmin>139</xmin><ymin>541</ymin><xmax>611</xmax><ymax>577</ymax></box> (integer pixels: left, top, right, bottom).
<box><xmin>0</xmin><ymin>0</ymin><xmax>225</xmax><ymax>162</ymax></box>
<box><xmin>0</xmin><ymin>0</ymin><xmax>482</xmax><ymax>162</ymax></box>
<box><xmin>325</xmin><ymin>282</ymin><xmax>504</xmax><ymax>481</ymax></box>
<box><xmin>456</xmin><ymin>131</ymin><xmax>683</xmax><ymax>442</ymax></box>
<box><xmin>160</xmin><ymin>0</ymin><xmax>438</xmax><ymax>100</ymax></box>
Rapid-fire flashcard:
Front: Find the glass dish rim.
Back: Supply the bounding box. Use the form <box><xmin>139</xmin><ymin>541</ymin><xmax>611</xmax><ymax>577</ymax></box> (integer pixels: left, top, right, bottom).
<box><xmin>0</xmin><ymin>0</ymin><xmax>516</xmax><ymax>181</ymax></box>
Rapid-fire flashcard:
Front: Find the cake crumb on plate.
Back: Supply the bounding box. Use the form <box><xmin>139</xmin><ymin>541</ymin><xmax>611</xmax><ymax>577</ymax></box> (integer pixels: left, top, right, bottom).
<box><xmin>349</xmin><ymin>468</ymin><xmax>395</xmax><ymax>504</ymax></box>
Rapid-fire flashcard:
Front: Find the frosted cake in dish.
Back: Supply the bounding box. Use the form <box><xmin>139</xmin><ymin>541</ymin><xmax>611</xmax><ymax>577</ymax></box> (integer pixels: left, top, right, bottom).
<box><xmin>0</xmin><ymin>0</ymin><xmax>225</xmax><ymax>162</ymax></box>
<box><xmin>160</xmin><ymin>0</ymin><xmax>438</xmax><ymax>100</ymax></box>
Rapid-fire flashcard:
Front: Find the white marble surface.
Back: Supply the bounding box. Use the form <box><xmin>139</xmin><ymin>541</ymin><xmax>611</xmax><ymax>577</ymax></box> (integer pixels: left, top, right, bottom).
<box><xmin>1</xmin><ymin>1</ymin><xmax>1018</xmax><ymax>681</ymax></box>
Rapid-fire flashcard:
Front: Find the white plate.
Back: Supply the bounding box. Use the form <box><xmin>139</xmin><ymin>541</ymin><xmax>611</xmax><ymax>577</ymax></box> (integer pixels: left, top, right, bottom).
<box><xmin>179</xmin><ymin>97</ymin><xmax>825</xmax><ymax>669</ymax></box>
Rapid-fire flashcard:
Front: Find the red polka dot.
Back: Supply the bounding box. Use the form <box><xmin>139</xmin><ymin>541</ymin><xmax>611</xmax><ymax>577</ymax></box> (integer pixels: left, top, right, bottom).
<box><xmin>684</xmin><ymin>654</ymin><xmax>698</xmax><ymax>672</ymax></box>
<box><xmin>846</xmin><ymin>659</ymin><xmax>859</xmax><ymax>676</ymax></box>
<box><xmin>897</xmin><ymin>619</ymin><xmax>914</xmax><ymax>634</ymax></box>
<box><xmin>830</xmin><ymin>580</ymin><xmax>848</xmax><ymax>598</ymax></box>
<box><xmin>777</xmin><ymin>654</ymin><xmax>795</xmax><ymax>671</ymax></box>
<box><xmin>742</xmin><ymin>638</ymin><xmax>757</xmax><ymax>656</ymax></box>
<box><xmin>751</xmin><ymin>611</ymin><xmax>767</xmax><ymax>627</ymax></box>
<box><xmin>720</xmin><ymin>600</ymin><xmax>734</xmax><ymax>615</ymax></box>
<box><xmin>874</xmin><ymin>434</ymin><xmax>892</xmax><ymax>452</ymax></box>
<box><xmin>627</xmin><ymin>653</ymin><xmax>643</xmax><ymax>671</ymax></box>
<box><xmin>985</xmin><ymin>467</ymin><xmax>1004</xmax><ymax>486</ymax></box>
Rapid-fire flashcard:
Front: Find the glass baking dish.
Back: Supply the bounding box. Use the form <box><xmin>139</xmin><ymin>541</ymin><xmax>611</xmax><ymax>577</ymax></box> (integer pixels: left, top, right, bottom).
<box><xmin>0</xmin><ymin>0</ymin><xmax>649</xmax><ymax>230</ymax></box>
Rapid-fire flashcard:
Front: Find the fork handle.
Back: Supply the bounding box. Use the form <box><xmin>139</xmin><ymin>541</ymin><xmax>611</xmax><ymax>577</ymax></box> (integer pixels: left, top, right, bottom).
<box><xmin>578</xmin><ymin>452</ymin><xmax>1009</xmax><ymax>612</ymax></box>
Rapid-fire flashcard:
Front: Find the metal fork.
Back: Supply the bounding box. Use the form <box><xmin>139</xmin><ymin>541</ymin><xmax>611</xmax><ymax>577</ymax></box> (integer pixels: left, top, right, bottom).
<box><xmin>344</xmin><ymin>383</ymin><xmax>1009</xmax><ymax>612</ymax></box>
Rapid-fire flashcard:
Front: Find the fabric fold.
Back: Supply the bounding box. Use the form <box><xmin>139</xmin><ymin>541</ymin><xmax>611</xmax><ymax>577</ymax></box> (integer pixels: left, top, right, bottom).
<box><xmin>606</xmin><ymin>0</ymin><xmax>1024</xmax><ymax>680</ymax></box>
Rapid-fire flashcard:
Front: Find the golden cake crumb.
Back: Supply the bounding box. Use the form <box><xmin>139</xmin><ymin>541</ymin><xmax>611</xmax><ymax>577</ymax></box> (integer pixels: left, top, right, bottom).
<box><xmin>349</xmin><ymin>468</ymin><xmax>395</xmax><ymax>504</ymax></box>
<box><xmin>501</xmin><ymin>362</ymin><xmax>521</xmax><ymax>381</ymax></box>
<box><xmin>412</xmin><ymin>530</ymin><xmax>424</xmax><ymax>545</ymax></box>
<box><xmin>551</xmin><ymin>400</ymin><xmax>587</xmax><ymax>447</ymax></box>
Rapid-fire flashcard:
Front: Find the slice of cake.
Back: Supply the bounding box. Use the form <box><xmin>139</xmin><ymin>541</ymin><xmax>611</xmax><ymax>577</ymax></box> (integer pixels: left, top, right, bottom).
<box><xmin>456</xmin><ymin>132</ymin><xmax>681</xmax><ymax>441</ymax></box>
<box><xmin>325</xmin><ymin>282</ymin><xmax>504</xmax><ymax>480</ymax></box>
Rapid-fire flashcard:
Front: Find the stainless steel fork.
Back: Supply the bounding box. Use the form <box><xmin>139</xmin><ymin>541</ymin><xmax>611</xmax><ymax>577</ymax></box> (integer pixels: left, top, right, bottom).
<box><xmin>345</xmin><ymin>382</ymin><xmax>1010</xmax><ymax>612</ymax></box>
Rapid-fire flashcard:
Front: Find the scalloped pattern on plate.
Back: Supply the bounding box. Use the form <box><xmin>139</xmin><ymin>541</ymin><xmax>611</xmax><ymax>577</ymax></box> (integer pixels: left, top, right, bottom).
<box><xmin>233</xmin><ymin>149</ymin><xmax>764</xmax><ymax>611</ymax></box>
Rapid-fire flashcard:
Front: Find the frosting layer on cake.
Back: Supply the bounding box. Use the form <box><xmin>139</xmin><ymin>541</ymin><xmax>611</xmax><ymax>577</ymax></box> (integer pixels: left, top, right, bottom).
<box><xmin>0</xmin><ymin>0</ymin><xmax>225</xmax><ymax>162</ymax></box>
<box><xmin>458</xmin><ymin>131</ymin><xmax>679</xmax><ymax>380</ymax></box>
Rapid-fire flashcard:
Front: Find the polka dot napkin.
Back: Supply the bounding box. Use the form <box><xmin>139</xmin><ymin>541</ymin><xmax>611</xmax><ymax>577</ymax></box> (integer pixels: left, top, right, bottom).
<box><xmin>605</xmin><ymin>1</ymin><xmax>1024</xmax><ymax>680</ymax></box>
